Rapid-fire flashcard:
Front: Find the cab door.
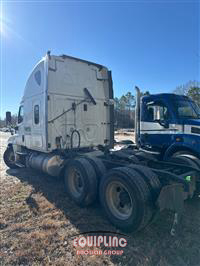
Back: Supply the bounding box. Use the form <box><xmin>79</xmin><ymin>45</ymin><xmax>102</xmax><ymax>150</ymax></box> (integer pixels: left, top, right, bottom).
<box><xmin>16</xmin><ymin>104</ymin><xmax>25</xmax><ymax>146</ymax></box>
<box><xmin>31</xmin><ymin>100</ymin><xmax>43</xmax><ymax>149</ymax></box>
<box><xmin>140</xmin><ymin>99</ymin><xmax>172</xmax><ymax>152</ymax></box>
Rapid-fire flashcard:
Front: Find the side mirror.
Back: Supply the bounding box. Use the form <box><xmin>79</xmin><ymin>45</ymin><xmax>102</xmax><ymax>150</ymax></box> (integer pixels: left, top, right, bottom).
<box><xmin>154</xmin><ymin>119</ymin><xmax>169</xmax><ymax>128</ymax></box>
<box><xmin>158</xmin><ymin>120</ymin><xmax>169</xmax><ymax>129</ymax></box>
<box><xmin>6</xmin><ymin>111</ymin><xmax>12</xmax><ymax>125</ymax></box>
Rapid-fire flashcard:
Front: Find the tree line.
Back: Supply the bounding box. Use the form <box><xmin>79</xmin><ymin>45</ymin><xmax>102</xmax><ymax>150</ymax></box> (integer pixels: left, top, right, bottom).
<box><xmin>174</xmin><ymin>80</ymin><xmax>200</xmax><ymax>106</ymax></box>
<box><xmin>114</xmin><ymin>91</ymin><xmax>150</xmax><ymax>129</ymax></box>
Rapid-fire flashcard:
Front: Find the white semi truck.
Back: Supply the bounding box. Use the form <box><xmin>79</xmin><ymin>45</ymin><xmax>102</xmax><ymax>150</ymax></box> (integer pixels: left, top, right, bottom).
<box><xmin>3</xmin><ymin>52</ymin><xmax>200</xmax><ymax>232</ymax></box>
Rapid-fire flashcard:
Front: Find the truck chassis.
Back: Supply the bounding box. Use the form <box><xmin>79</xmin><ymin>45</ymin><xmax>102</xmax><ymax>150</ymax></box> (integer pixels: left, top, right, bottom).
<box><xmin>4</xmin><ymin>144</ymin><xmax>200</xmax><ymax>233</ymax></box>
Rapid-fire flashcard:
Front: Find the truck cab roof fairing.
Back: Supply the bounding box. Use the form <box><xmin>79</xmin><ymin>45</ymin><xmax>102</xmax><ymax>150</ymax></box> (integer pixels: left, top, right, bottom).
<box><xmin>22</xmin><ymin>57</ymin><xmax>47</xmax><ymax>101</ymax></box>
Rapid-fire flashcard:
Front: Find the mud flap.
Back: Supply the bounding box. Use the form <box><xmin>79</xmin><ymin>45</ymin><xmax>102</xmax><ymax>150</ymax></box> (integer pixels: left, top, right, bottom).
<box><xmin>157</xmin><ymin>184</ymin><xmax>184</xmax><ymax>213</ymax></box>
<box><xmin>157</xmin><ymin>184</ymin><xmax>185</xmax><ymax>236</ymax></box>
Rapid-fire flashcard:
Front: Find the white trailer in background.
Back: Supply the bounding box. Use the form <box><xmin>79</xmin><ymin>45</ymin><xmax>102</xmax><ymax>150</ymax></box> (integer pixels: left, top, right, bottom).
<box><xmin>3</xmin><ymin>52</ymin><xmax>200</xmax><ymax>233</ymax></box>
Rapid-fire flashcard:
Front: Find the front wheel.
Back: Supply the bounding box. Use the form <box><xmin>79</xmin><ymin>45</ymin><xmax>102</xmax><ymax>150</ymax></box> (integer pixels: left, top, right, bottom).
<box><xmin>167</xmin><ymin>153</ymin><xmax>200</xmax><ymax>195</ymax></box>
<box><xmin>3</xmin><ymin>147</ymin><xmax>18</xmax><ymax>169</ymax></box>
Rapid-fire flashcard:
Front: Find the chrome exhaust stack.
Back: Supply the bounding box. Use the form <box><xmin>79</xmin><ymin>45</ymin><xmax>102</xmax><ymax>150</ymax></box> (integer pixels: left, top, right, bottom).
<box><xmin>135</xmin><ymin>86</ymin><xmax>141</xmax><ymax>148</ymax></box>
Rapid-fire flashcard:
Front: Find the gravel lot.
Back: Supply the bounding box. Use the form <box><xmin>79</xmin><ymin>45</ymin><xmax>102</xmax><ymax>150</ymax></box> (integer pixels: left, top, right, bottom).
<box><xmin>0</xmin><ymin>132</ymin><xmax>200</xmax><ymax>266</ymax></box>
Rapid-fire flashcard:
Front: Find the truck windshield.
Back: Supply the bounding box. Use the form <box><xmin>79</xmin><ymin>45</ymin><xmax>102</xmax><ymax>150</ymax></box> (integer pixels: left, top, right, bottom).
<box><xmin>173</xmin><ymin>99</ymin><xmax>200</xmax><ymax>119</ymax></box>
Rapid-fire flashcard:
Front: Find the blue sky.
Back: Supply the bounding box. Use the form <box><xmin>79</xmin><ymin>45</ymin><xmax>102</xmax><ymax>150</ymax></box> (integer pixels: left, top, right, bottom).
<box><xmin>1</xmin><ymin>0</ymin><xmax>199</xmax><ymax>116</ymax></box>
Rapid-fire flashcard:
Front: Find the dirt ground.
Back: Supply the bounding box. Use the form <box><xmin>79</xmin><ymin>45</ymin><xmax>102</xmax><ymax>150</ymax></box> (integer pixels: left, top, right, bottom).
<box><xmin>114</xmin><ymin>131</ymin><xmax>135</xmax><ymax>143</ymax></box>
<box><xmin>0</xmin><ymin>132</ymin><xmax>200</xmax><ymax>266</ymax></box>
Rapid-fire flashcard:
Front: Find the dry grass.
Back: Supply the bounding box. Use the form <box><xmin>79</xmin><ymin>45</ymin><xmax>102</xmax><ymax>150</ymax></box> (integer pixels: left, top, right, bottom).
<box><xmin>0</xmin><ymin>132</ymin><xmax>200</xmax><ymax>265</ymax></box>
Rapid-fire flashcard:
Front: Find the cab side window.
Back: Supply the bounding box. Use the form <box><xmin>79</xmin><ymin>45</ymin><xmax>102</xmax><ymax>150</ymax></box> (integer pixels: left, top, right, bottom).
<box><xmin>18</xmin><ymin>106</ymin><xmax>24</xmax><ymax>124</ymax></box>
<box><xmin>34</xmin><ymin>71</ymin><xmax>41</xmax><ymax>86</ymax></box>
<box><xmin>146</xmin><ymin>101</ymin><xmax>170</xmax><ymax>122</ymax></box>
<box><xmin>34</xmin><ymin>105</ymin><xmax>39</xmax><ymax>124</ymax></box>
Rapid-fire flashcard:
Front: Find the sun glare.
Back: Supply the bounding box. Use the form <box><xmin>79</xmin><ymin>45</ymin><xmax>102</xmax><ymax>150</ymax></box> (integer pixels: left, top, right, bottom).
<box><xmin>0</xmin><ymin>3</ymin><xmax>9</xmax><ymax>38</ymax></box>
<box><xmin>0</xmin><ymin>2</ymin><xmax>4</xmax><ymax>36</ymax></box>
<box><xmin>0</xmin><ymin>17</ymin><xmax>3</xmax><ymax>35</ymax></box>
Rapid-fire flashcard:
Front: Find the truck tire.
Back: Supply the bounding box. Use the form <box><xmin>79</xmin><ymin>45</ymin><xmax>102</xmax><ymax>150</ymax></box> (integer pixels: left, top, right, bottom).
<box><xmin>167</xmin><ymin>154</ymin><xmax>199</xmax><ymax>170</ymax></box>
<box><xmin>135</xmin><ymin>151</ymin><xmax>157</xmax><ymax>161</ymax></box>
<box><xmin>176</xmin><ymin>154</ymin><xmax>200</xmax><ymax>194</ymax></box>
<box><xmin>176</xmin><ymin>154</ymin><xmax>200</xmax><ymax>170</ymax></box>
<box><xmin>64</xmin><ymin>158</ymin><xmax>98</xmax><ymax>207</ymax></box>
<box><xmin>127</xmin><ymin>164</ymin><xmax>161</xmax><ymax>202</ymax></box>
<box><xmin>167</xmin><ymin>154</ymin><xmax>200</xmax><ymax>195</ymax></box>
<box><xmin>3</xmin><ymin>147</ymin><xmax>18</xmax><ymax>169</ymax></box>
<box><xmin>117</xmin><ymin>149</ymin><xmax>140</xmax><ymax>163</ymax></box>
<box><xmin>112</xmin><ymin>150</ymin><xmax>140</xmax><ymax>164</ymax></box>
<box><xmin>99</xmin><ymin>167</ymin><xmax>153</xmax><ymax>232</ymax></box>
<box><xmin>84</xmin><ymin>156</ymin><xmax>106</xmax><ymax>182</ymax></box>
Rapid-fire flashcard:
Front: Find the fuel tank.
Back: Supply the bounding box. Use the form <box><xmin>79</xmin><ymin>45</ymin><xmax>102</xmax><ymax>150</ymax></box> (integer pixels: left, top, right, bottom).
<box><xmin>27</xmin><ymin>153</ymin><xmax>64</xmax><ymax>177</ymax></box>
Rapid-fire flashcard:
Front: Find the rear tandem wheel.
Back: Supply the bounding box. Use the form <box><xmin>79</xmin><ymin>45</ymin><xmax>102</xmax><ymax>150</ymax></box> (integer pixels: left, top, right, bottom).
<box><xmin>84</xmin><ymin>156</ymin><xmax>106</xmax><ymax>182</ymax></box>
<box><xmin>64</xmin><ymin>157</ymin><xmax>98</xmax><ymax>207</ymax></box>
<box><xmin>99</xmin><ymin>166</ymin><xmax>154</xmax><ymax>232</ymax></box>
